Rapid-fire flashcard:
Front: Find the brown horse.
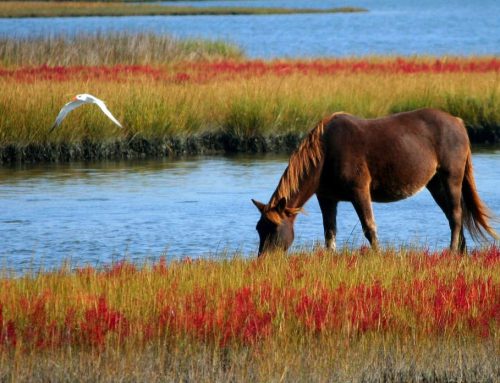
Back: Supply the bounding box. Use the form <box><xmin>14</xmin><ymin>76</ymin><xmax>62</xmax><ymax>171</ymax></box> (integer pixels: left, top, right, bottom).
<box><xmin>252</xmin><ymin>108</ymin><xmax>498</xmax><ymax>255</ymax></box>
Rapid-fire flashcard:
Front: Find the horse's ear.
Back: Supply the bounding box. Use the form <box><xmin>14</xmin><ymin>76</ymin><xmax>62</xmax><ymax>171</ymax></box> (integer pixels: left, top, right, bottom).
<box><xmin>252</xmin><ymin>199</ymin><xmax>266</xmax><ymax>212</ymax></box>
<box><xmin>276</xmin><ymin>197</ymin><xmax>287</xmax><ymax>214</ymax></box>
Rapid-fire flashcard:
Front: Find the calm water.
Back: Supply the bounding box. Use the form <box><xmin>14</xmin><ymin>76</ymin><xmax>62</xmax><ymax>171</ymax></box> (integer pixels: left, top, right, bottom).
<box><xmin>1</xmin><ymin>0</ymin><xmax>499</xmax><ymax>58</ymax></box>
<box><xmin>1</xmin><ymin>150</ymin><xmax>499</xmax><ymax>271</ymax></box>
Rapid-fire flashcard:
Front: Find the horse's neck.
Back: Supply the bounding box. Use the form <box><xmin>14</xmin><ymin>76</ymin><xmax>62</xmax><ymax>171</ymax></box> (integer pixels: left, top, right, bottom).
<box><xmin>268</xmin><ymin>115</ymin><xmax>329</xmax><ymax>209</ymax></box>
<box><xmin>269</xmin><ymin>161</ymin><xmax>323</xmax><ymax>209</ymax></box>
<box><xmin>285</xmin><ymin>182</ymin><xmax>318</xmax><ymax>209</ymax></box>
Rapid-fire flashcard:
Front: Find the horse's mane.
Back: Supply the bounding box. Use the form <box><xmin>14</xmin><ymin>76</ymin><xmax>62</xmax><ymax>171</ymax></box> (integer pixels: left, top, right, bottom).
<box><xmin>269</xmin><ymin>112</ymin><xmax>345</xmax><ymax>207</ymax></box>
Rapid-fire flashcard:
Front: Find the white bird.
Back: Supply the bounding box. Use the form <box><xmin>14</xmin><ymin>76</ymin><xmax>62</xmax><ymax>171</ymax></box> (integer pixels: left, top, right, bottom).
<box><xmin>50</xmin><ymin>93</ymin><xmax>123</xmax><ymax>132</ymax></box>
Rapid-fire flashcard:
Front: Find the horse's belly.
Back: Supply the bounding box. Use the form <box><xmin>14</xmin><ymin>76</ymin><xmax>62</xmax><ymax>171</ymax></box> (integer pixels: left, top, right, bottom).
<box><xmin>370</xmin><ymin>183</ymin><xmax>427</xmax><ymax>202</ymax></box>
<box><xmin>367</xmin><ymin>142</ymin><xmax>438</xmax><ymax>202</ymax></box>
<box><xmin>369</xmin><ymin>165</ymin><xmax>436</xmax><ymax>202</ymax></box>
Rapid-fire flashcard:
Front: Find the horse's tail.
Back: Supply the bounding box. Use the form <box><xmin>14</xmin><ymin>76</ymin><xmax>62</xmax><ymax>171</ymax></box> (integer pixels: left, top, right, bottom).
<box><xmin>461</xmin><ymin>149</ymin><xmax>499</xmax><ymax>242</ymax></box>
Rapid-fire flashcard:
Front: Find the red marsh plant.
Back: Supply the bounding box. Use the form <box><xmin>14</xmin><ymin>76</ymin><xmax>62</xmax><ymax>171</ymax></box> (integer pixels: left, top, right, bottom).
<box><xmin>1</xmin><ymin>57</ymin><xmax>499</xmax><ymax>83</ymax></box>
<box><xmin>0</xmin><ymin>247</ymin><xmax>498</xmax><ymax>353</ymax></box>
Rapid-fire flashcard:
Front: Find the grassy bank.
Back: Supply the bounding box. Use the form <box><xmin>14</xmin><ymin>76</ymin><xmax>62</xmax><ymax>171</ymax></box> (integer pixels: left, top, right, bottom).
<box><xmin>1</xmin><ymin>57</ymin><xmax>499</xmax><ymax>163</ymax></box>
<box><xmin>0</xmin><ymin>247</ymin><xmax>499</xmax><ymax>382</ymax></box>
<box><xmin>0</xmin><ymin>35</ymin><xmax>498</xmax><ymax>162</ymax></box>
<box><xmin>0</xmin><ymin>2</ymin><xmax>367</xmax><ymax>18</ymax></box>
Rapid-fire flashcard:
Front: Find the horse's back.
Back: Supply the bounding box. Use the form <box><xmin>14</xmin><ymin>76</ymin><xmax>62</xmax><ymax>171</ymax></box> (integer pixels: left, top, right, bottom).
<box><xmin>327</xmin><ymin>107</ymin><xmax>465</xmax><ymax>139</ymax></box>
<box><xmin>324</xmin><ymin>108</ymin><xmax>469</xmax><ymax>163</ymax></box>
<box><xmin>377</xmin><ymin>108</ymin><xmax>470</xmax><ymax>168</ymax></box>
<box><xmin>321</xmin><ymin>109</ymin><xmax>469</xmax><ymax>202</ymax></box>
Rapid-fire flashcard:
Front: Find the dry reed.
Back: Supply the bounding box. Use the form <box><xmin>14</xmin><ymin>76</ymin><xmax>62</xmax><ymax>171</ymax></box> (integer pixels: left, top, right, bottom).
<box><xmin>0</xmin><ymin>33</ymin><xmax>244</xmax><ymax>66</ymax></box>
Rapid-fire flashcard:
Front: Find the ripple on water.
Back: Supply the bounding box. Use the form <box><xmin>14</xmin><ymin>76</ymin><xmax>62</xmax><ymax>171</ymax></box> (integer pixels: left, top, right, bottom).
<box><xmin>2</xmin><ymin>220</ymin><xmax>31</xmax><ymax>225</ymax></box>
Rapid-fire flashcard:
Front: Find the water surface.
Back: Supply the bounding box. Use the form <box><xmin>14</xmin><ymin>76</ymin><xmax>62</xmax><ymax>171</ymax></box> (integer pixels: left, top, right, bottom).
<box><xmin>1</xmin><ymin>0</ymin><xmax>498</xmax><ymax>58</ymax></box>
<box><xmin>1</xmin><ymin>149</ymin><xmax>499</xmax><ymax>271</ymax></box>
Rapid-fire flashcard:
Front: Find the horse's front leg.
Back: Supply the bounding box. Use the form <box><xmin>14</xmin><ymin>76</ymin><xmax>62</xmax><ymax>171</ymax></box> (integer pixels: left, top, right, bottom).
<box><xmin>351</xmin><ymin>187</ymin><xmax>379</xmax><ymax>249</ymax></box>
<box><xmin>317</xmin><ymin>195</ymin><xmax>338</xmax><ymax>251</ymax></box>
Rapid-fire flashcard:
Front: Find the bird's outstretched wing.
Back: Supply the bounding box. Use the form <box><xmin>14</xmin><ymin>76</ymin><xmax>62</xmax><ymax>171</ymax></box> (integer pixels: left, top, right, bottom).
<box><xmin>49</xmin><ymin>99</ymin><xmax>86</xmax><ymax>132</ymax></box>
<box><xmin>49</xmin><ymin>94</ymin><xmax>123</xmax><ymax>132</ymax></box>
<box><xmin>93</xmin><ymin>98</ymin><xmax>123</xmax><ymax>128</ymax></box>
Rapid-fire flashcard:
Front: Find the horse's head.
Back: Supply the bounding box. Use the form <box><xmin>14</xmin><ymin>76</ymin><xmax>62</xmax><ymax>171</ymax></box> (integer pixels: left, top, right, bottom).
<box><xmin>252</xmin><ymin>197</ymin><xmax>301</xmax><ymax>256</ymax></box>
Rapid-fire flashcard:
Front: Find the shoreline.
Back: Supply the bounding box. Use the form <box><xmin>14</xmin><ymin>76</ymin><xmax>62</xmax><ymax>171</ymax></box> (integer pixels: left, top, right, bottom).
<box><xmin>0</xmin><ymin>133</ymin><xmax>303</xmax><ymax>164</ymax></box>
<box><xmin>1</xmin><ymin>128</ymin><xmax>498</xmax><ymax>164</ymax></box>
<box><xmin>0</xmin><ymin>3</ymin><xmax>367</xmax><ymax>18</ymax></box>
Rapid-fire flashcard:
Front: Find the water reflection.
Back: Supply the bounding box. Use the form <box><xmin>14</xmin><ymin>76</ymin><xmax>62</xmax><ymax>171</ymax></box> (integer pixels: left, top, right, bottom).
<box><xmin>0</xmin><ymin>158</ymin><xmax>203</xmax><ymax>184</ymax></box>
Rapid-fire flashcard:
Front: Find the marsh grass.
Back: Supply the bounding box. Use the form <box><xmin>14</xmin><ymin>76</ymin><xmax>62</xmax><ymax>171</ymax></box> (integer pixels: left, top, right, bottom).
<box><xmin>0</xmin><ymin>247</ymin><xmax>499</xmax><ymax>382</ymax></box>
<box><xmin>0</xmin><ymin>2</ymin><xmax>367</xmax><ymax>18</ymax></box>
<box><xmin>1</xmin><ymin>70</ymin><xmax>498</xmax><ymax>142</ymax></box>
<box><xmin>0</xmin><ymin>33</ymin><xmax>244</xmax><ymax>66</ymax></box>
<box><xmin>1</xmin><ymin>339</ymin><xmax>497</xmax><ymax>382</ymax></box>
<box><xmin>0</xmin><ymin>53</ymin><xmax>499</xmax><ymax>161</ymax></box>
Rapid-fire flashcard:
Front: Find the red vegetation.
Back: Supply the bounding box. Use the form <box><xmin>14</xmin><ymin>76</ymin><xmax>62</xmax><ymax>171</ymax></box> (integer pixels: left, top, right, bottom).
<box><xmin>0</xmin><ymin>64</ymin><xmax>164</xmax><ymax>83</ymax></box>
<box><xmin>0</xmin><ymin>247</ymin><xmax>499</xmax><ymax>351</ymax></box>
<box><xmin>1</xmin><ymin>58</ymin><xmax>499</xmax><ymax>83</ymax></box>
<box><xmin>0</xmin><ymin>305</ymin><xmax>17</xmax><ymax>347</ymax></box>
<box><xmin>182</xmin><ymin>58</ymin><xmax>500</xmax><ymax>80</ymax></box>
<box><xmin>80</xmin><ymin>296</ymin><xmax>129</xmax><ymax>347</ymax></box>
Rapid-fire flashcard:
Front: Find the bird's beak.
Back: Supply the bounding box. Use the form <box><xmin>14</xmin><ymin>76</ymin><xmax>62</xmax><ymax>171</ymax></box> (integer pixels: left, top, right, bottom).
<box><xmin>72</xmin><ymin>96</ymin><xmax>78</xmax><ymax>101</ymax></box>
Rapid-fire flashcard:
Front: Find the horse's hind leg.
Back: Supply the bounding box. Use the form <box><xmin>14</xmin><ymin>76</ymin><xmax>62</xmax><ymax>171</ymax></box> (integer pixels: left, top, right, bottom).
<box><xmin>426</xmin><ymin>173</ymin><xmax>466</xmax><ymax>252</ymax></box>
<box><xmin>317</xmin><ymin>195</ymin><xmax>338</xmax><ymax>251</ymax></box>
<box><xmin>351</xmin><ymin>187</ymin><xmax>379</xmax><ymax>249</ymax></box>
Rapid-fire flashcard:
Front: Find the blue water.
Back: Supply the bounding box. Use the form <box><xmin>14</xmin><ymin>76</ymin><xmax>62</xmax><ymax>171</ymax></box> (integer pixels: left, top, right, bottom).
<box><xmin>1</xmin><ymin>150</ymin><xmax>499</xmax><ymax>271</ymax></box>
<box><xmin>1</xmin><ymin>0</ymin><xmax>499</xmax><ymax>58</ymax></box>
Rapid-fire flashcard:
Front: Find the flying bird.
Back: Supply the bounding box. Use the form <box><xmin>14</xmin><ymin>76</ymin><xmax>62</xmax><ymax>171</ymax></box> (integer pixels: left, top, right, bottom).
<box><xmin>50</xmin><ymin>93</ymin><xmax>123</xmax><ymax>132</ymax></box>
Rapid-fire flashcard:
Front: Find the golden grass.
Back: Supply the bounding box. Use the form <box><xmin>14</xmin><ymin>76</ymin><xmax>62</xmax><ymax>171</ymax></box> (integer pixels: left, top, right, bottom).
<box><xmin>0</xmin><ymin>69</ymin><xmax>498</xmax><ymax>145</ymax></box>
